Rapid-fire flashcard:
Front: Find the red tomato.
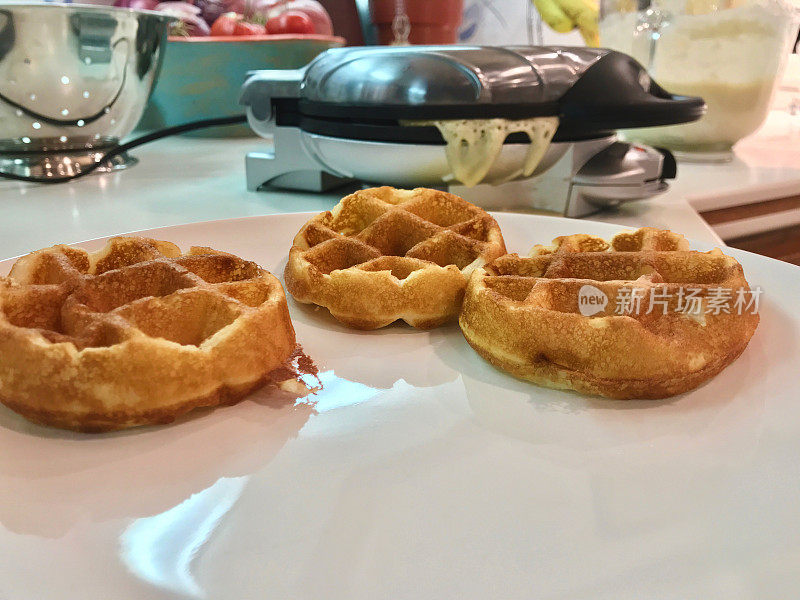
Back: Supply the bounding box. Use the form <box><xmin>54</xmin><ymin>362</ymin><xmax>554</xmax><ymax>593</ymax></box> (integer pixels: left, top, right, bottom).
<box><xmin>210</xmin><ymin>12</ymin><xmax>239</xmax><ymax>36</ymax></box>
<box><xmin>266</xmin><ymin>10</ymin><xmax>315</xmax><ymax>35</ymax></box>
<box><xmin>233</xmin><ymin>21</ymin><xmax>267</xmax><ymax>35</ymax></box>
<box><xmin>260</xmin><ymin>0</ymin><xmax>333</xmax><ymax>36</ymax></box>
<box><xmin>286</xmin><ymin>0</ymin><xmax>333</xmax><ymax>36</ymax></box>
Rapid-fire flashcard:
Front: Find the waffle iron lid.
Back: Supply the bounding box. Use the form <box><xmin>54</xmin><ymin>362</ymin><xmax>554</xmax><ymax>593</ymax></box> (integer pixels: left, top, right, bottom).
<box><xmin>240</xmin><ymin>45</ymin><xmax>706</xmax><ymax>133</ymax></box>
<box><xmin>297</xmin><ymin>45</ymin><xmax>602</xmax><ymax>118</ymax></box>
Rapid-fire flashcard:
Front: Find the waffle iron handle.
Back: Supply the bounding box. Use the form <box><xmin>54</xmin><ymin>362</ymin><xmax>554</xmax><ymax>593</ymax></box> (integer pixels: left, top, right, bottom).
<box><xmin>558</xmin><ymin>50</ymin><xmax>706</xmax><ymax>130</ymax></box>
<box><xmin>240</xmin><ymin>68</ymin><xmax>307</xmax><ymax>123</ymax></box>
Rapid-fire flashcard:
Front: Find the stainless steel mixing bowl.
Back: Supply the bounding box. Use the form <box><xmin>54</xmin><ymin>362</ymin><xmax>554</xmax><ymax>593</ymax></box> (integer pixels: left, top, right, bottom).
<box><xmin>0</xmin><ymin>3</ymin><xmax>171</xmax><ymax>178</ymax></box>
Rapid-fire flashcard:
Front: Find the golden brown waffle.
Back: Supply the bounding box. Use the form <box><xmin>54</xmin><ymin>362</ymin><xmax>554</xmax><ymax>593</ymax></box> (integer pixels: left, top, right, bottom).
<box><xmin>285</xmin><ymin>187</ymin><xmax>507</xmax><ymax>329</ymax></box>
<box><xmin>459</xmin><ymin>227</ymin><xmax>760</xmax><ymax>399</ymax></box>
<box><xmin>0</xmin><ymin>237</ymin><xmax>296</xmax><ymax>432</ymax></box>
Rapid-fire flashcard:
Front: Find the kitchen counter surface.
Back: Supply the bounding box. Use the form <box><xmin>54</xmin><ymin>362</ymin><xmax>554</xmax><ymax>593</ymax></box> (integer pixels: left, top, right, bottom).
<box><xmin>675</xmin><ymin>108</ymin><xmax>800</xmax><ymax>241</ymax></box>
<box><xmin>3</xmin><ymin>54</ymin><xmax>800</xmax><ymax>261</ymax></box>
<box><xmin>0</xmin><ymin>135</ymin><xmax>725</xmax><ymax>260</ymax></box>
<box><xmin>675</xmin><ymin>112</ymin><xmax>800</xmax><ymax>214</ymax></box>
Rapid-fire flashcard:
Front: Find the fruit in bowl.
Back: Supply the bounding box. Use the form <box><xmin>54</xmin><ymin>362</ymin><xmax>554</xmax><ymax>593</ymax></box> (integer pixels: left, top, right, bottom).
<box><xmin>134</xmin><ymin>0</ymin><xmax>344</xmax><ymax>135</ymax></box>
<box><xmin>115</xmin><ymin>0</ymin><xmax>334</xmax><ymax>37</ymax></box>
<box><xmin>207</xmin><ymin>10</ymin><xmax>314</xmax><ymax>36</ymax></box>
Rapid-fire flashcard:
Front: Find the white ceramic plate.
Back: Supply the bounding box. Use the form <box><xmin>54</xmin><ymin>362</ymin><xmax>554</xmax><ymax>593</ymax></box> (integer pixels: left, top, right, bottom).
<box><xmin>1</xmin><ymin>213</ymin><xmax>798</xmax><ymax>599</ymax></box>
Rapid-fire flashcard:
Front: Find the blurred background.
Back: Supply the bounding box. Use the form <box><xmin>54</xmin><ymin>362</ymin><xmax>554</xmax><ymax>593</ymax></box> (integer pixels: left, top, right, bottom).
<box><xmin>2</xmin><ymin>0</ymin><xmax>798</xmax><ymax>153</ymax></box>
<box><xmin>2</xmin><ymin>0</ymin><xmax>800</xmax><ymax>258</ymax></box>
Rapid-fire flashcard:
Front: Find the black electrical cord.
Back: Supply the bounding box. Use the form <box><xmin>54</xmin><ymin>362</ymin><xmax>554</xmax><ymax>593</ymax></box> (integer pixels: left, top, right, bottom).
<box><xmin>0</xmin><ymin>114</ymin><xmax>248</xmax><ymax>184</ymax></box>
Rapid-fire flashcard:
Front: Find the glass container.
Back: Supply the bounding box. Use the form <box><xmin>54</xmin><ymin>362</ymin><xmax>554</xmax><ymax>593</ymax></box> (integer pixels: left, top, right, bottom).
<box><xmin>600</xmin><ymin>0</ymin><xmax>799</xmax><ymax>161</ymax></box>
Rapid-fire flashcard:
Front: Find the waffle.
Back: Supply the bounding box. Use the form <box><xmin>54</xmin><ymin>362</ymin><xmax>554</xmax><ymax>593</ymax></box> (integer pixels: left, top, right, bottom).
<box><xmin>285</xmin><ymin>187</ymin><xmax>507</xmax><ymax>329</ymax></box>
<box><xmin>459</xmin><ymin>228</ymin><xmax>760</xmax><ymax>399</ymax></box>
<box><xmin>0</xmin><ymin>237</ymin><xmax>296</xmax><ymax>432</ymax></box>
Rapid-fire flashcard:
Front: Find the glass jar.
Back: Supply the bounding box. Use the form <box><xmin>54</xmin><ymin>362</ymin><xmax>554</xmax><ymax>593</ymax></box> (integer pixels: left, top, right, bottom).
<box><xmin>600</xmin><ymin>0</ymin><xmax>798</xmax><ymax>161</ymax></box>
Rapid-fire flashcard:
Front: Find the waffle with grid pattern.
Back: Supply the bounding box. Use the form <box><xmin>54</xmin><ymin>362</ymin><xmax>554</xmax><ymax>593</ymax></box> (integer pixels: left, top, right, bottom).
<box><xmin>0</xmin><ymin>237</ymin><xmax>296</xmax><ymax>432</ymax></box>
<box><xmin>285</xmin><ymin>187</ymin><xmax>507</xmax><ymax>329</ymax></box>
<box><xmin>459</xmin><ymin>228</ymin><xmax>760</xmax><ymax>399</ymax></box>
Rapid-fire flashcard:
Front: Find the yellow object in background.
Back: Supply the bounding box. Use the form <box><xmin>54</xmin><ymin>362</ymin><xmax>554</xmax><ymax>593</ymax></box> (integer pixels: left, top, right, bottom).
<box><xmin>532</xmin><ymin>0</ymin><xmax>600</xmax><ymax>46</ymax></box>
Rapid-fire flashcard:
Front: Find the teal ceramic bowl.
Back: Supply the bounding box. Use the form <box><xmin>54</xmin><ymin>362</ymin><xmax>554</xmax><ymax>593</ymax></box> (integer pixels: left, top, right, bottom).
<box><xmin>138</xmin><ymin>34</ymin><xmax>345</xmax><ymax>136</ymax></box>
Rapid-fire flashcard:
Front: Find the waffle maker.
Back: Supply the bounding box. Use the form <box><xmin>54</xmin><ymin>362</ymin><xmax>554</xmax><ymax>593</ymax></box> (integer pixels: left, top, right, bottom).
<box><xmin>240</xmin><ymin>46</ymin><xmax>705</xmax><ymax>217</ymax></box>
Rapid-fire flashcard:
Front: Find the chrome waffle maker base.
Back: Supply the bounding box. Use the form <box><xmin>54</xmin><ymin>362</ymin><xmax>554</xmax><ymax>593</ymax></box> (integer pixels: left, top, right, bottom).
<box><xmin>240</xmin><ymin>46</ymin><xmax>703</xmax><ymax>218</ymax></box>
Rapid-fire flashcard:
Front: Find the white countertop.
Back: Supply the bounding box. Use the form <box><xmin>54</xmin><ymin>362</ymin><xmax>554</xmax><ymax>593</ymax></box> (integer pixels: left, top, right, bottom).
<box><xmin>672</xmin><ymin>56</ymin><xmax>800</xmax><ymax>239</ymax></box>
<box><xmin>675</xmin><ymin>110</ymin><xmax>800</xmax><ymax>212</ymax></box>
<box><xmin>674</xmin><ymin>107</ymin><xmax>800</xmax><ymax>240</ymax></box>
<box><xmin>0</xmin><ymin>135</ymin><xmax>725</xmax><ymax>260</ymax></box>
<box><xmin>4</xmin><ymin>54</ymin><xmax>800</xmax><ymax>258</ymax></box>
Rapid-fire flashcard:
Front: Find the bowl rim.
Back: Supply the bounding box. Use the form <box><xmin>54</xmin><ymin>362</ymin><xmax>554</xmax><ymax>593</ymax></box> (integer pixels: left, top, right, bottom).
<box><xmin>0</xmin><ymin>2</ymin><xmax>174</xmax><ymax>21</ymax></box>
<box><xmin>168</xmin><ymin>34</ymin><xmax>346</xmax><ymax>44</ymax></box>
